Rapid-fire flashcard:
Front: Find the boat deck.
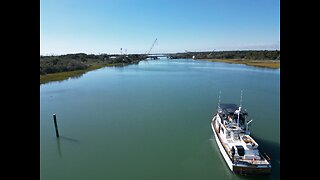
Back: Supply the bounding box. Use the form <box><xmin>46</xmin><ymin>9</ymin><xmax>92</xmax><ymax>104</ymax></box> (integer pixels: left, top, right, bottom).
<box><xmin>237</xmin><ymin>158</ymin><xmax>270</xmax><ymax>165</ymax></box>
<box><xmin>211</xmin><ymin>103</ymin><xmax>271</xmax><ymax>175</ymax></box>
<box><xmin>212</xmin><ymin>116</ymin><xmax>271</xmax><ymax>167</ymax></box>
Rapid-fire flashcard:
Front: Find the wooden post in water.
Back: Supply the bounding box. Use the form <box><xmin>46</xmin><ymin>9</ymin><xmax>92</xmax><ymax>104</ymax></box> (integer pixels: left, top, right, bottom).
<box><xmin>53</xmin><ymin>114</ymin><xmax>60</xmax><ymax>138</ymax></box>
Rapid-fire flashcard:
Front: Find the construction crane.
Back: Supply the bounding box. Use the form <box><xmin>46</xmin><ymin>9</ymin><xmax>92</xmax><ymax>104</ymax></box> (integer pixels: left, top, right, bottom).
<box><xmin>207</xmin><ymin>49</ymin><xmax>216</xmax><ymax>58</ymax></box>
<box><xmin>145</xmin><ymin>38</ymin><xmax>158</xmax><ymax>55</ymax></box>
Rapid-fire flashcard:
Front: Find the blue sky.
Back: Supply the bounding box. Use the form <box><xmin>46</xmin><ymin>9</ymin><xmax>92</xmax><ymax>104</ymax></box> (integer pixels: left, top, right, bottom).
<box><xmin>40</xmin><ymin>0</ymin><xmax>280</xmax><ymax>55</ymax></box>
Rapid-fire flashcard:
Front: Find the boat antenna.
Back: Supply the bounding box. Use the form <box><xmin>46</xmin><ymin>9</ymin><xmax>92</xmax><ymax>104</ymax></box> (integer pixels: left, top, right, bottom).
<box><xmin>240</xmin><ymin>90</ymin><xmax>243</xmax><ymax>108</ymax></box>
<box><xmin>246</xmin><ymin>119</ymin><xmax>253</xmax><ymax>131</ymax></box>
<box><xmin>218</xmin><ymin>90</ymin><xmax>221</xmax><ymax>109</ymax></box>
<box><xmin>237</xmin><ymin>90</ymin><xmax>243</xmax><ymax>127</ymax></box>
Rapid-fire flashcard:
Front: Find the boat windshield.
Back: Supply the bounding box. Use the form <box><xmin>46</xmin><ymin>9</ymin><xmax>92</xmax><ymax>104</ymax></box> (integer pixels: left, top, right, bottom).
<box><xmin>232</xmin><ymin>114</ymin><xmax>245</xmax><ymax>125</ymax></box>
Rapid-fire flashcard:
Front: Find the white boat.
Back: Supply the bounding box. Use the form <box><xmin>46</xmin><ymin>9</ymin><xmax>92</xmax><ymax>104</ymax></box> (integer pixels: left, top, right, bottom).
<box><xmin>211</xmin><ymin>101</ymin><xmax>271</xmax><ymax>175</ymax></box>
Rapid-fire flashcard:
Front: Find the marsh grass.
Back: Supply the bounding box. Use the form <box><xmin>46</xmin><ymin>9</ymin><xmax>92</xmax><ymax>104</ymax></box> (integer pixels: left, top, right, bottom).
<box><xmin>40</xmin><ymin>63</ymin><xmax>126</xmax><ymax>84</ymax></box>
<box><xmin>204</xmin><ymin>59</ymin><xmax>280</xmax><ymax>69</ymax></box>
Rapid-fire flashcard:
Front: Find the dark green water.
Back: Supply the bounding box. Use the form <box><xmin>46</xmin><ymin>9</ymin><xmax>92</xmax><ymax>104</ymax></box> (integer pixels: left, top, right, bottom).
<box><xmin>40</xmin><ymin>58</ymin><xmax>280</xmax><ymax>180</ymax></box>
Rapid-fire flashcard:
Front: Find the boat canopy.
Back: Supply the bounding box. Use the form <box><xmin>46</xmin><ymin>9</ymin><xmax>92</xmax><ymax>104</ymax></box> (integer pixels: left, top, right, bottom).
<box><xmin>218</xmin><ymin>104</ymin><xmax>248</xmax><ymax>116</ymax></box>
<box><xmin>218</xmin><ymin>104</ymin><xmax>239</xmax><ymax>114</ymax></box>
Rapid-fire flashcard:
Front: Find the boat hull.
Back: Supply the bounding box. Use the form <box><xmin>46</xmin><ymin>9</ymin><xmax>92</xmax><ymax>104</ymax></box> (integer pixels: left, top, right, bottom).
<box><xmin>211</xmin><ymin>115</ymin><xmax>271</xmax><ymax>176</ymax></box>
<box><xmin>233</xmin><ymin>165</ymin><xmax>271</xmax><ymax>175</ymax></box>
<box><xmin>211</xmin><ymin>121</ymin><xmax>234</xmax><ymax>171</ymax></box>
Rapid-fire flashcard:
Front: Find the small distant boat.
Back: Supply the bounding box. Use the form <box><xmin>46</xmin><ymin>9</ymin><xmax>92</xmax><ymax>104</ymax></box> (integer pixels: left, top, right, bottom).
<box><xmin>211</xmin><ymin>92</ymin><xmax>271</xmax><ymax>175</ymax></box>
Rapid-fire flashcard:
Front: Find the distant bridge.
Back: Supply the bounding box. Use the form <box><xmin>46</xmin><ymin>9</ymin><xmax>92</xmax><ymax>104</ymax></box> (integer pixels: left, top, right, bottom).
<box><xmin>145</xmin><ymin>38</ymin><xmax>169</xmax><ymax>59</ymax></box>
<box><xmin>144</xmin><ymin>38</ymin><xmax>179</xmax><ymax>59</ymax></box>
<box><xmin>146</xmin><ymin>54</ymin><xmax>169</xmax><ymax>59</ymax></box>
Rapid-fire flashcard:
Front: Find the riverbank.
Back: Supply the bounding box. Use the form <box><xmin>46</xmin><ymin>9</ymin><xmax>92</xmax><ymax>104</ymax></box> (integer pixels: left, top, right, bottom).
<box><xmin>40</xmin><ymin>63</ymin><xmax>132</xmax><ymax>84</ymax></box>
<box><xmin>195</xmin><ymin>59</ymin><xmax>280</xmax><ymax>69</ymax></box>
<box><xmin>40</xmin><ymin>53</ymin><xmax>146</xmax><ymax>84</ymax></box>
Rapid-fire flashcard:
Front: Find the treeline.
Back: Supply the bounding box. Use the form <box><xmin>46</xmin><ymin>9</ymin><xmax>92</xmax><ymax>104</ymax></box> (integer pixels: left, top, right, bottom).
<box><xmin>169</xmin><ymin>50</ymin><xmax>280</xmax><ymax>60</ymax></box>
<box><xmin>40</xmin><ymin>53</ymin><xmax>146</xmax><ymax>75</ymax></box>
<box><xmin>40</xmin><ymin>51</ymin><xmax>280</xmax><ymax>75</ymax></box>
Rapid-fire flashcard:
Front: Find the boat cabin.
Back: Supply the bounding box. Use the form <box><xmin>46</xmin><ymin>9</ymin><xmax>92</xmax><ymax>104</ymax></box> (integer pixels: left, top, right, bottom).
<box><xmin>211</xmin><ymin>101</ymin><xmax>272</xmax><ymax>175</ymax></box>
<box><xmin>216</xmin><ymin>104</ymin><xmax>261</xmax><ymax>160</ymax></box>
<box><xmin>217</xmin><ymin>104</ymin><xmax>248</xmax><ymax>131</ymax></box>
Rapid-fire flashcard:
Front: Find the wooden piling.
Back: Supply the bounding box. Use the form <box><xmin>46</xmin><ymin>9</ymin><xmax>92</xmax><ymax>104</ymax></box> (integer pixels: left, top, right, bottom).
<box><xmin>53</xmin><ymin>114</ymin><xmax>60</xmax><ymax>137</ymax></box>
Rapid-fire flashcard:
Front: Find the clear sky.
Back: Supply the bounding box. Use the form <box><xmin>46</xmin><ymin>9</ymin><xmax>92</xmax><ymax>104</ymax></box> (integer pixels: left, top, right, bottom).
<box><xmin>40</xmin><ymin>0</ymin><xmax>280</xmax><ymax>55</ymax></box>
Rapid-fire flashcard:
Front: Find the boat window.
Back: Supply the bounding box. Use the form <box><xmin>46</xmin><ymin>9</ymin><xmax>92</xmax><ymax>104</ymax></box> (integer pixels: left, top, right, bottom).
<box><xmin>239</xmin><ymin>115</ymin><xmax>245</xmax><ymax>125</ymax></box>
<box><xmin>231</xmin><ymin>146</ymin><xmax>235</xmax><ymax>156</ymax></box>
<box><xmin>226</xmin><ymin>131</ymin><xmax>230</xmax><ymax>138</ymax></box>
<box><xmin>232</xmin><ymin>114</ymin><xmax>245</xmax><ymax>124</ymax></box>
<box><xmin>232</xmin><ymin>114</ymin><xmax>237</xmax><ymax>120</ymax></box>
<box><xmin>236</xmin><ymin>145</ymin><xmax>245</xmax><ymax>156</ymax></box>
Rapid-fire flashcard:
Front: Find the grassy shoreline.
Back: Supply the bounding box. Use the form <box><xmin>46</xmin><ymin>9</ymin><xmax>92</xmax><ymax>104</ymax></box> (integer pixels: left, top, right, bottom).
<box><xmin>195</xmin><ymin>58</ymin><xmax>280</xmax><ymax>69</ymax></box>
<box><xmin>40</xmin><ymin>63</ymin><xmax>127</xmax><ymax>84</ymax></box>
<box><xmin>40</xmin><ymin>58</ymin><xmax>280</xmax><ymax>85</ymax></box>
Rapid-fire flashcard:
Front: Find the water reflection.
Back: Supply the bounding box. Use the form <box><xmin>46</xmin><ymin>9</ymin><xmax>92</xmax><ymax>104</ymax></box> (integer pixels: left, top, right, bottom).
<box><xmin>56</xmin><ymin>138</ymin><xmax>62</xmax><ymax>157</ymax></box>
<box><xmin>55</xmin><ymin>136</ymin><xmax>80</xmax><ymax>158</ymax></box>
<box><xmin>252</xmin><ymin>135</ymin><xmax>280</xmax><ymax>178</ymax></box>
<box><xmin>59</xmin><ymin>136</ymin><xmax>79</xmax><ymax>143</ymax></box>
<box><xmin>69</xmin><ymin>73</ymin><xmax>84</xmax><ymax>80</ymax></box>
<box><xmin>41</xmin><ymin>58</ymin><xmax>279</xmax><ymax>180</ymax></box>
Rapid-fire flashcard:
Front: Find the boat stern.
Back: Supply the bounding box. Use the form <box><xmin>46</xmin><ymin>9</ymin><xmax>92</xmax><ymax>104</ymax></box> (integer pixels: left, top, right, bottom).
<box><xmin>233</xmin><ymin>164</ymin><xmax>271</xmax><ymax>176</ymax></box>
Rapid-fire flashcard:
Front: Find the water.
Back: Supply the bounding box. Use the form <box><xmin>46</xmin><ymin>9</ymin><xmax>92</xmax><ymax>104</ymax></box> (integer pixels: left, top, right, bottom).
<box><xmin>40</xmin><ymin>58</ymin><xmax>280</xmax><ymax>180</ymax></box>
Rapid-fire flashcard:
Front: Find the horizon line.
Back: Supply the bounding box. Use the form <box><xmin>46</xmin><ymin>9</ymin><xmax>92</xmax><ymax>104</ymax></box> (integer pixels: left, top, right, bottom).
<box><xmin>40</xmin><ymin>48</ymin><xmax>280</xmax><ymax>56</ymax></box>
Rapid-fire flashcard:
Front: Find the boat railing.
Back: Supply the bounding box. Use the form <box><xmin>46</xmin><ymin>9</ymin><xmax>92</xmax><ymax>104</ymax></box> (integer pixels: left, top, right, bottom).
<box><xmin>261</xmin><ymin>151</ymin><xmax>271</xmax><ymax>162</ymax></box>
<box><xmin>236</xmin><ymin>158</ymin><xmax>269</xmax><ymax>166</ymax></box>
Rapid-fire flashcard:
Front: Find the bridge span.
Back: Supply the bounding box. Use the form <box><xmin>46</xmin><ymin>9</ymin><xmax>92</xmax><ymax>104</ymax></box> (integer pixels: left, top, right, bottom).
<box><xmin>146</xmin><ymin>54</ymin><xmax>169</xmax><ymax>59</ymax></box>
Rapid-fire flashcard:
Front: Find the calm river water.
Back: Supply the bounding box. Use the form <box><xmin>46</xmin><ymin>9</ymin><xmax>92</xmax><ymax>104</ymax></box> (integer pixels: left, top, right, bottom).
<box><xmin>40</xmin><ymin>58</ymin><xmax>280</xmax><ymax>180</ymax></box>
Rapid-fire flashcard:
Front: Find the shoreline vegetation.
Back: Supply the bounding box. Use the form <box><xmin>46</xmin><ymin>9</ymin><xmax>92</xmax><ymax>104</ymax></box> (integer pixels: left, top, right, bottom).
<box><xmin>168</xmin><ymin>50</ymin><xmax>280</xmax><ymax>68</ymax></box>
<box><xmin>40</xmin><ymin>63</ymin><xmax>125</xmax><ymax>84</ymax></box>
<box><xmin>40</xmin><ymin>50</ymin><xmax>279</xmax><ymax>84</ymax></box>
<box><xmin>40</xmin><ymin>53</ymin><xmax>147</xmax><ymax>84</ymax></box>
<box><xmin>196</xmin><ymin>59</ymin><xmax>280</xmax><ymax>69</ymax></box>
